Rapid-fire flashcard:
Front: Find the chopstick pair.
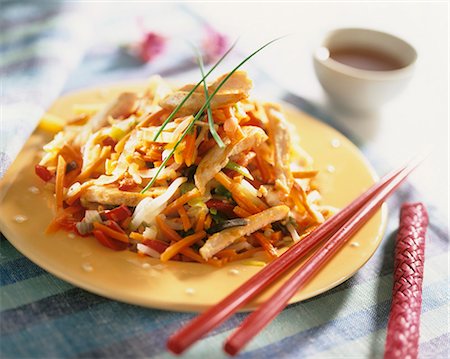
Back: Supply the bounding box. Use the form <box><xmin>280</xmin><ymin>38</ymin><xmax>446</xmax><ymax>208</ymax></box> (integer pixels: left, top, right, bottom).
<box><xmin>167</xmin><ymin>156</ymin><xmax>424</xmax><ymax>356</ymax></box>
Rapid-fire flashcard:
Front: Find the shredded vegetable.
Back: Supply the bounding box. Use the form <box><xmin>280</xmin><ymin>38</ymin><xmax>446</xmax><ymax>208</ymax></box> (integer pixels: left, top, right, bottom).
<box><xmin>36</xmin><ymin>69</ymin><xmax>336</xmax><ymax>265</ymax></box>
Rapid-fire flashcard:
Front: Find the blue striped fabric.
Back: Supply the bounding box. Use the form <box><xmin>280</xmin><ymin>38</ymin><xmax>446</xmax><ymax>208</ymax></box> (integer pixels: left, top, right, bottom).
<box><xmin>0</xmin><ymin>1</ymin><xmax>91</xmax><ymax>177</ymax></box>
<box><xmin>1</xmin><ymin>2</ymin><xmax>449</xmax><ymax>358</ymax></box>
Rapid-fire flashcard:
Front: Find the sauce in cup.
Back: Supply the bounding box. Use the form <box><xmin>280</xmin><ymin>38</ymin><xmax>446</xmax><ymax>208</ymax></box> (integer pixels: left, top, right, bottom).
<box><xmin>329</xmin><ymin>47</ymin><xmax>405</xmax><ymax>71</ymax></box>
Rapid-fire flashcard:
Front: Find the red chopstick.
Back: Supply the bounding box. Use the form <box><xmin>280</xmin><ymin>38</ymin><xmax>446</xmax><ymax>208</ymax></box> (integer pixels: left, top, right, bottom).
<box><xmin>167</xmin><ymin>159</ymin><xmax>421</xmax><ymax>355</ymax></box>
<box><xmin>223</xmin><ymin>159</ymin><xmax>421</xmax><ymax>355</ymax></box>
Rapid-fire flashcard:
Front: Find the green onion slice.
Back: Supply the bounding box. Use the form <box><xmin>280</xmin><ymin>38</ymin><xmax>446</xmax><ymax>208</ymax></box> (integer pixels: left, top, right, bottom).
<box><xmin>195</xmin><ymin>48</ymin><xmax>225</xmax><ymax>148</ymax></box>
<box><xmin>225</xmin><ymin>161</ymin><xmax>254</xmax><ymax>180</ymax></box>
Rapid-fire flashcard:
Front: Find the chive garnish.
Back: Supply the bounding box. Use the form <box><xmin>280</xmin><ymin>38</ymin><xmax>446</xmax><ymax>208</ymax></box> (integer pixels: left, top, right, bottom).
<box><xmin>152</xmin><ymin>40</ymin><xmax>238</xmax><ymax>142</ymax></box>
<box><xmin>195</xmin><ymin>48</ymin><xmax>225</xmax><ymax>148</ymax></box>
<box><xmin>141</xmin><ymin>37</ymin><xmax>282</xmax><ymax>193</ymax></box>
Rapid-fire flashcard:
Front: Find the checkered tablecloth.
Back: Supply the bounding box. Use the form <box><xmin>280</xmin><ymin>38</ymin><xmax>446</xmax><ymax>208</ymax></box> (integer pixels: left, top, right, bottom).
<box><xmin>1</xmin><ymin>2</ymin><xmax>448</xmax><ymax>358</ymax></box>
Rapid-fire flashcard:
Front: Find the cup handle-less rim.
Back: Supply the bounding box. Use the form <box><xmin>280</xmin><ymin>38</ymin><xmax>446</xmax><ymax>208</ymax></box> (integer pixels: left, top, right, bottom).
<box><xmin>313</xmin><ymin>27</ymin><xmax>418</xmax><ymax>82</ymax></box>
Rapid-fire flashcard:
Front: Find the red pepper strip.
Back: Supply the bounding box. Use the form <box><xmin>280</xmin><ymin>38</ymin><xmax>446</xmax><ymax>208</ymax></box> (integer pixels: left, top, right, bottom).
<box><xmin>253</xmin><ymin>232</ymin><xmax>278</xmax><ymax>259</ymax></box>
<box><xmin>143</xmin><ymin>239</ymin><xmax>169</xmax><ymax>254</ymax></box>
<box><xmin>46</xmin><ymin>205</ymin><xmax>84</xmax><ymax>234</ymax></box>
<box><xmin>384</xmin><ymin>203</ymin><xmax>428</xmax><ymax>359</ymax></box>
<box><xmin>103</xmin><ymin>205</ymin><xmax>132</xmax><ymax>222</ymax></box>
<box><xmin>141</xmin><ymin>239</ymin><xmax>181</xmax><ymax>260</ymax></box>
<box><xmin>93</xmin><ymin>229</ymin><xmax>128</xmax><ymax>251</ymax></box>
<box><xmin>206</xmin><ymin>199</ymin><xmax>236</xmax><ymax>218</ymax></box>
<box><xmin>35</xmin><ymin>165</ymin><xmax>54</xmax><ymax>182</ymax></box>
<box><xmin>104</xmin><ymin>220</ymin><xmax>126</xmax><ymax>234</ymax></box>
<box><xmin>52</xmin><ymin>215</ymin><xmax>77</xmax><ymax>233</ymax></box>
<box><xmin>118</xmin><ymin>178</ymin><xmax>138</xmax><ymax>191</ymax></box>
<box><xmin>102</xmin><ymin>136</ymin><xmax>117</xmax><ymax>147</ymax></box>
<box><xmin>92</xmin><ymin>222</ymin><xmax>129</xmax><ymax>243</ymax></box>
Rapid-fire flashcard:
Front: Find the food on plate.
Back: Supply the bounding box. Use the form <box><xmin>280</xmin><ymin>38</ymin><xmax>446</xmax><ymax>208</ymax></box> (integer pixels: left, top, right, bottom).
<box><xmin>36</xmin><ymin>71</ymin><xmax>336</xmax><ymax>266</ymax></box>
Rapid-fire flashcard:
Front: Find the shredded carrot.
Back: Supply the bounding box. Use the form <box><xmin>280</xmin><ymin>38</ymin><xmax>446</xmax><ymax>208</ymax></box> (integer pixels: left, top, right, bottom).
<box><xmin>214</xmin><ymin>170</ymin><xmax>233</xmax><ymax>188</ymax></box>
<box><xmin>156</xmin><ymin>214</ymin><xmax>183</xmax><ymax>242</ymax></box>
<box><xmin>224</xmin><ymin>115</ymin><xmax>245</xmax><ymax>142</ymax></box>
<box><xmin>45</xmin><ymin>218</ymin><xmax>61</xmax><ymax>234</ymax></box>
<box><xmin>180</xmin><ymin>248</ymin><xmax>205</xmax><ymax>263</ymax></box>
<box><xmin>271</xmin><ymin>231</ymin><xmax>283</xmax><ymax>244</ymax></box>
<box><xmin>65</xmin><ymin>180</ymin><xmax>94</xmax><ymax>205</ymax></box>
<box><xmin>292</xmin><ymin>170</ymin><xmax>319</xmax><ymax>178</ymax></box>
<box><xmin>60</xmin><ymin>143</ymin><xmax>83</xmax><ymax>185</ymax></box>
<box><xmin>63</xmin><ymin>205</ymin><xmax>84</xmax><ymax>215</ymax></box>
<box><xmin>233</xmin><ymin>206</ymin><xmax>252</xmax><ymax>218</ymax></box>
<box><xmin>232</xmin><ymin>174</ymin><xmax>244</xmax><ymax>182</ymax></box>
<box><xmin>114</xmin><ymin>132</ymin><xmax>131</xmax><ymax>154</ymax></box>
<box><xmin>45</xmin><ymin>205</ymin><xmax>83</xmax><ymax>234</ymax></box>
<box><xmin>46</xmin><ymin>210</ymin><xmax>68</xmax><ymax>234</ymax></box>
<box><xmin>178</xmin><ymin>206</ymin><xmax>191</xmax><ymax>231</ymax></box>
<box><xmin>160</xmin><ymin>231</ymin><xmax>206</xmax><ymax>262</ymax></box>
<box><xmin>230</xmin><ymin>176</ymin><xmax>267</xmax><ymax>213</ymax></box>
<box><xmin>163</xmin><ymin>188</ymin><xmax>201</xmax><ymax>215</ymax></box>
<box><xmin>55</xmin><ymin>155</ymin><xmax>67</xmax><ymax>209</ymax></box>
<box><xmin>221</xmin><ymin>106</ymin><xmax>233</xmax><ymax>118</ymax></box>
<box><xmin>231</xmin><ymin>191</ymin><xmax>261</xmax><ymax>215</ymax></box>
<box><xmin>215</xmin><ymin>249</ymin><xmax>237</xmax><ymax>258</ymax></box>
<box><xmin>255</xmin><ymin>151</ymin><xmax>272</xmax><ymax>183</ymax></box>
<box><xmin>214</xmin><ymin>172</ymin><xmax>265</xmax><ymax>214</ymax></box>
<box><xmin>184</xmin><ymin>131</ymin><xmax>196</xmax><ymax>167</ymax></box>
<box><xmin>207</xmin><ymin>258</ymin><xmax>227</xmax><ymax>267</ymax></box>
<box><xmin>93</xmin><ymin>222</ymin><xmax>129</xmax><ymax>243</ymax></box>
<box><xmin>291</xmin><ymin>185</ymin><xmax>306</xmax><ymax>212</ymax></box>
<box><xmin>204</xmin><ymin>214</ymin><xmax>212</xmax><ymax>230</ymax></box>
<box><xmin>195</xmin><ymin>210</ymin><xmax>207</xmax><ymax>232</ymax></box>
<box><xmin>130</xmin><ymin>232</ymin><xmax>145</xmax><ymax>242</ymax></box>
<box><xmin>60</xmin><ymin>144</ymin><xmax>82</xmax><ymax>163</ymax></box>
<box><xmin>113</xmin><ymin>110</ymin><xmax>167</xmax><ymax>155</ymax></box>
<box><xmin>292</xmin><ymin>182</ymin><xmax>318</xmax><ymax>220</ymax></box>
<box><xmin>143</xmin><ymin>144</ymin><xmax>163</xmax><ymax>162</ymax></box>
<box><xmin>254</xmin><ymin>232</ymin><xmax>278</xmax><ymax>259</ymax></box>
<box><xmin>75</xmin><ymin>146</ymin><xmax>111</xmax><ymax>183</ymax></box>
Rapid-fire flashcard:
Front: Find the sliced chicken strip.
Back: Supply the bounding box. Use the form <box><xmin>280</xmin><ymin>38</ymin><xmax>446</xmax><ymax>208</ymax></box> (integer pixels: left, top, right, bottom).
<box><xmin>264</xmin><ymin>103</ymin><xmax>294</xmax><ymax>194</ymax></box>
<box><xmin>80</xmin><ymin>185</ymin><xmax>166</xmax><ymax>207</ymax></box>
<box><xmin>159</xmin><ymin>71</ymin><xmax>252</xmax><ymax>116</ymax></box>
<box><xmin>195</xmin><ymin>138</ymin><xmax>232</xmax><ymax>195</ymax></box>
<box><xmin>194</xmin><ymin>126</ymin><xmax>268</xmax><ymax>193</ymax></box>
<box><xmin>199</xmin><ymin>205</ymin><xmax>290</xmax><ymax>260</ymax></box>
<box><xmin>90</xmin><ymin>92</ymin><xmax>140</xmax><ymax>131</ymax></box>
<box><xmin>230</xmin><ymin>126</ymin><xmax>268</xmax><ymax>156</ymax></box>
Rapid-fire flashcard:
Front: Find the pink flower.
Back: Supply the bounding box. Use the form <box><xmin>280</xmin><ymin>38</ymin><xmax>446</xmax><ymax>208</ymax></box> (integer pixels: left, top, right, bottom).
<box><xmin>137</xmin><ymin>32</ymin><xmax>166</xmax><ymax>63</ymax></box>
<box><xmin>202</xmin><ymin>26</ymin><xmax>229</xmax><ymax>62</ymax></box>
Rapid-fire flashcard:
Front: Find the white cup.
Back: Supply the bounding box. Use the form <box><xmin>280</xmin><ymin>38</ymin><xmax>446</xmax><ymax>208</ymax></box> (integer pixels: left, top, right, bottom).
<box><xmin>313</xmin><ymin>28</ymin><xmax>417</xmax><ymax>113</ymax></box>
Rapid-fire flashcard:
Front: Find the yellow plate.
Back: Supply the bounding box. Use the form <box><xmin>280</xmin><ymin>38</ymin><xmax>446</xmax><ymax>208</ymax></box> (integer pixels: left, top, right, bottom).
<box><xmin>0</xmin><ymin>83</ymin><xmax>387</xmax><ymax>312</ymax></box>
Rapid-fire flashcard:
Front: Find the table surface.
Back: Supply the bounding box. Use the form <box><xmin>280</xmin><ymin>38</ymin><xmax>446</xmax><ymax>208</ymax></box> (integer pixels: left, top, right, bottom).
<box><xmin>1</xmin><ymin>2</ymin><xmax>449</xmax><ymax>359</ymax></box>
